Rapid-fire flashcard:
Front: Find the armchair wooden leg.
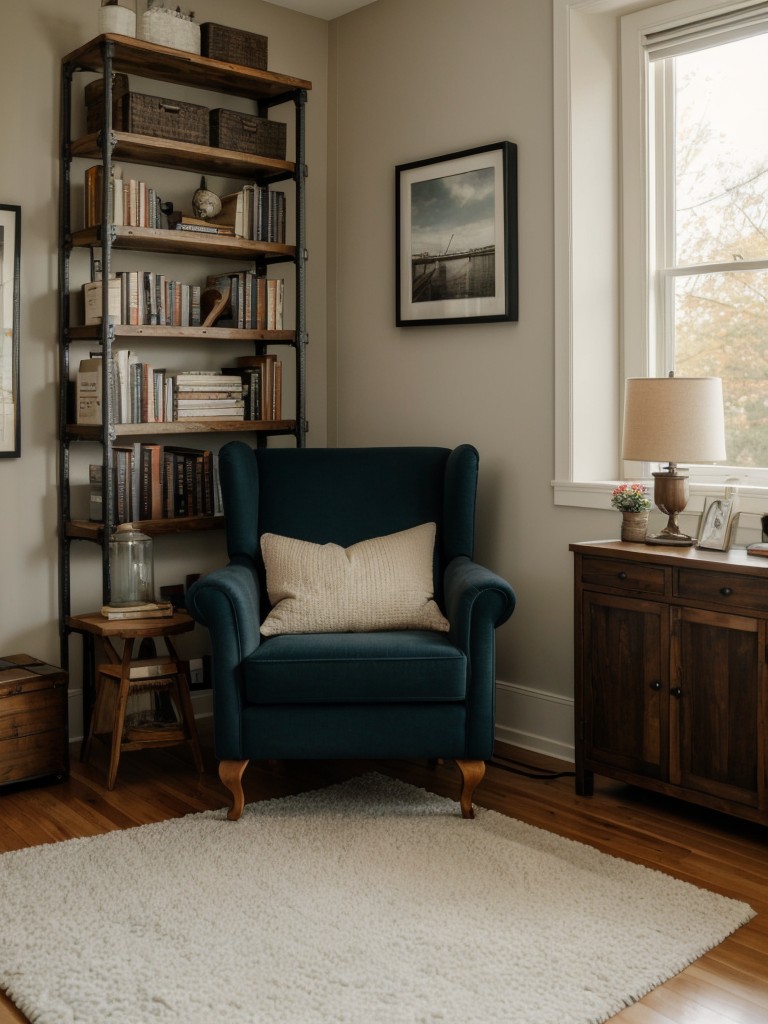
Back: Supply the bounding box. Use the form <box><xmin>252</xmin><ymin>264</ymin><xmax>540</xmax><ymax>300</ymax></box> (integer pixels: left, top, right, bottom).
<box><xmin>455</xmin><ymin>759</ymin><xmax>486</xmax><ymax>819</ymax></box>
<box><xmin>219</xmin><ymin>759</ymin><xmax>249</xmax><ymax>821</ymax></box>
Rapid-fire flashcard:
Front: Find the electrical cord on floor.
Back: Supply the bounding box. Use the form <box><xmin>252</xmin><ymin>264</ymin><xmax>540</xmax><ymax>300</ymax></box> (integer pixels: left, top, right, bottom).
<box><xmin>489</xmin><ymin>753</ymin><xmax>576</xmax><ymax>781</ymax></box>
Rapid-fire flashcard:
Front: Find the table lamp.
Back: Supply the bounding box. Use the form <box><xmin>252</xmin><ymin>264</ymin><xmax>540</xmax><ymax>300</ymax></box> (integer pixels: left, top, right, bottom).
<box><xmin>622</xmin><ymin>375</ymin><xmax>726</xmax><ymax>546</ymax></box>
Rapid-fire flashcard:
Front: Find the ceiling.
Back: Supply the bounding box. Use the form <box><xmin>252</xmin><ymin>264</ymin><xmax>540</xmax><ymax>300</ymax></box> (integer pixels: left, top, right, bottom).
<box><xmin>265</xmin><ymin>0</ymin><xmax>376</xmax><ymax>19</ymax></box>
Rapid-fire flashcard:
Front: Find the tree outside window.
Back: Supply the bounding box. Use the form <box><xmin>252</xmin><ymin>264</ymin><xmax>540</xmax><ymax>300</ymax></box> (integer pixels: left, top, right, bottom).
<box><xmin>659</xmin><ymin>33</ymin><xmax>768</xmax><ymax>468</ymax></box>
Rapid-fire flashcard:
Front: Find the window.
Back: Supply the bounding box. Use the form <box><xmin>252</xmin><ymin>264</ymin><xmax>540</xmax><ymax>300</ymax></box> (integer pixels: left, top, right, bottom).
<box><xmin>552</xmin><ymin>0</ymin><xmax>768</xmax><ymax>513</ymax></box>
<box><xmin>623</xmin><ymin>0</ymin><xmax>768</xmax><ymax>487</ymax></box>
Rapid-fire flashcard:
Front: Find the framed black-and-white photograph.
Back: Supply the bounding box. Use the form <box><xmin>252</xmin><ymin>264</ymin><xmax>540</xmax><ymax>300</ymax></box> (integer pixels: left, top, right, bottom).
<box><xmin>0</xmin><ymin>204</ymin><xmax>20</xmax><ymax>458</ymax></box>
<box><xmin>697</xmin><ymin>495</ymin><xmax>738</xmax><ymax>551</ymax></box>
<box><xmin>396</xmin><ymin>142</ymin><xmax>518</xmax><ymax>327</ymax></box>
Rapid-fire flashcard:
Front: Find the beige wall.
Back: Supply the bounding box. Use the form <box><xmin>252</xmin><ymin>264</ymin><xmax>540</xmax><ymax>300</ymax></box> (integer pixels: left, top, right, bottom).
<box><xmin>330</xmin><ymin>0</ymin><xmax>611</xmax><ymax>757</ymax></box>
<box><xmin>0</xmin><ymin>0</ymin><xmax>616</xmax><ymax>755</ymax></box>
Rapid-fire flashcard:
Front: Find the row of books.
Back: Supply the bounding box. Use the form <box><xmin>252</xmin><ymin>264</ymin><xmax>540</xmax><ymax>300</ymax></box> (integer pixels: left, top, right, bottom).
<box><xmin>82</xmin><ymin>271</ymin><xmax>285</xmax><ymax>331</ymax></box>
<box><xmin>205</xmin><ymin>271</ymin><xmax>284</xmax><ymax>330</ymax></box>
<box><xmin>89</xmin><ymin>444</ymin><xmax>223</xmax><ymax>524</ymax></box>
<box><xmin>83</xmin><ymin>167</ymin><xmax>286</xmax><ymax>245</ymax></box>
<box><xmin>83</xmin><ymin>272</ymin><xmax>201</xmax><ymax>328</ymax></box>
<box><xmin>76</xmin><ymin>357</ymin><xmax>284</xmax><ymax>425</ymax></box>
<box><xmin>84</xmin><ymin>165</ymin><xmax>168</xmax><ymax>230</ymax></box>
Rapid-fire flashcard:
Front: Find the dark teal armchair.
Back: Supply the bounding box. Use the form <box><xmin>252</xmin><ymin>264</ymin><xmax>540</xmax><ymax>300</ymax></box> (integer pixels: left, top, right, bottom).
<box><xmin>186</xmin><ymin>442</ymin><xmax>515</xmax><ymax>819</ymax></box>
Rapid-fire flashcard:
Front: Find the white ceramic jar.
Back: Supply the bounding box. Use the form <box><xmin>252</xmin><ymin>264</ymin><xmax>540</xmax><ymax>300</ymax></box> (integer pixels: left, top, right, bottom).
<box><xmin>99</xmin><ymin>2</ymin><xmax>137</xmax><ymax>37</ymax></box>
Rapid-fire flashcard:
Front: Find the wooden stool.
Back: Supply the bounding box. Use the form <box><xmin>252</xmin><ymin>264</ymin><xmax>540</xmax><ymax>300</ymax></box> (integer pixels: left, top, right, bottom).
<box><xmin>71</xmin><ymin>611</ymin><xmax>204</xmax><ymax>790</ymax></box>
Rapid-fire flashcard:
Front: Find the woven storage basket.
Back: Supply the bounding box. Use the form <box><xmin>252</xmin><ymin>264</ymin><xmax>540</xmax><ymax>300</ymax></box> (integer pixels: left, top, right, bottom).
<box><xmin>210</xmin><ymin>109</ymin><xmax>286</xmax><ymax>159</ymax></box>
<box><xmin>85</xmin><ymin>74</ymin><xmax>129</xmax><ymax>133</ymax></box>
<box><xmin>123</xmin><ymin>92</ymin><xmax>209</xmax><ymax>145</ymax></box>
<box><xmin>201</xmin><ymin>23</ymin><xmax>268</xmax><ymax>69</ymax></box>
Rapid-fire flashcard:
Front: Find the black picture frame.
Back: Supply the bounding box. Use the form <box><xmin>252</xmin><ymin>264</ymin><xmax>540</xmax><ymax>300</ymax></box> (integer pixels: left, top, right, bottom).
<box><xmin>396</xmin><ymin>141</ymin><xmax>518</xmax><ymax>327</ymax></box>
<box><xmin>0</xmin><ymin>204</ymin><xmax>20</xmax><ymax>458</ymax></box>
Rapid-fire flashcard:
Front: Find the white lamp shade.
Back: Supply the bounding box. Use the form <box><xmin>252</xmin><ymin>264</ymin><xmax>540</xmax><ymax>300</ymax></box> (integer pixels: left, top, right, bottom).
<box><xmin>622</xmin><ymin>376</ymin><xmax>727</xmax><ymax>464</ymax></box>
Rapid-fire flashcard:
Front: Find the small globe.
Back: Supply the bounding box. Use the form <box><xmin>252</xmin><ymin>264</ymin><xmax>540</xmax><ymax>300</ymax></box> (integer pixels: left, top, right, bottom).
<box><xmin>192</xmin><ymin>187</ymin><xmax>222</xmax><ymax>220</ymax></box>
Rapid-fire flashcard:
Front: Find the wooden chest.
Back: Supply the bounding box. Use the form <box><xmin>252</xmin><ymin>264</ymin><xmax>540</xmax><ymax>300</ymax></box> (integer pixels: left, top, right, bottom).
<box><xmin>0</xmin><ymin>655</ymin><xmax>69</xmax><ymax>787</ymax></box>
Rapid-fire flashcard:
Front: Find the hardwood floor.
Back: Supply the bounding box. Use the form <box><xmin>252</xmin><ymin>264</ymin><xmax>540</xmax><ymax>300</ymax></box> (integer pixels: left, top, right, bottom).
<box><xmin>1</xmin><ymin>724</ymin><xmax>767</xmax><ymax>1023</ymax></box>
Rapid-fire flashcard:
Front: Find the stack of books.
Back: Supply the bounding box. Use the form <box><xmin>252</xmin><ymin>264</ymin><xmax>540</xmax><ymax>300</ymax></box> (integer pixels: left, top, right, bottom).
<box><xmin>168</xmin><ymin>212</ymin><xmax>235</xmax><ymax>236</ymax></box>
<box><xmin>100</xmin><ymin>601</ymin><xmax>174</xmax><ymax>621</ymax></box>
<box><xmin>169</xmin><ymin>371</ymin><xmax>245</xmax><ymax>420</ymax></box>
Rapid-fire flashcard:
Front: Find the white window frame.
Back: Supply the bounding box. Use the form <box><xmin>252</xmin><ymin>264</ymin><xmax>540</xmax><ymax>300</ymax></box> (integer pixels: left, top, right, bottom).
<box><xmin>553</xmin><ymin>0</ymin><xmax>768</xmax><ymax>523</ymax></box>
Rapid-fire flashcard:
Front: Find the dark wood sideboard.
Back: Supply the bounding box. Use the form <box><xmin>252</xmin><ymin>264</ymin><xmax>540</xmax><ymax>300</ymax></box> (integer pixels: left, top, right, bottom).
<box><xmin>571</xmin><ymin>540</ymin><xmax>768</xmax><ymax>826</ymax></box>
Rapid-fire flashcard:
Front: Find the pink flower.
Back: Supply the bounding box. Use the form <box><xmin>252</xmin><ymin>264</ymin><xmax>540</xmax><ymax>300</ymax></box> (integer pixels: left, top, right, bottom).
<box><xmin>610</xmin><ymin>482</ymin><xmax>651</xmax><ymax>512</ymax></box>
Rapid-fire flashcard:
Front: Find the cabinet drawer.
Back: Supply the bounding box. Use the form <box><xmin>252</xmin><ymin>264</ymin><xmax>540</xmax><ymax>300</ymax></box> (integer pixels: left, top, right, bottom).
<box><xmin>677</xmin><ymin>569</ymin><xmax>768</xmax><ymax>612</ymax></box>
<box><xmin>580</xmin><ymin>556</ymin><xmax>665</xmax><ymax>595</ymax></box>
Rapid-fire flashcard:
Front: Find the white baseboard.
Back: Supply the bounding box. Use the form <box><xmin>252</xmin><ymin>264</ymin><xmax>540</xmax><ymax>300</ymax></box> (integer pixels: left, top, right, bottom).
<box><xmin>495</xmin><ymin>680</ymin><xmax>575</xmax><ymax>764</ymax></box>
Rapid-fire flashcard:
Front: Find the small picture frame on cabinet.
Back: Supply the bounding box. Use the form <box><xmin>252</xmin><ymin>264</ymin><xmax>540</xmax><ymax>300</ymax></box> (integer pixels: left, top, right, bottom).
<box><xmin>697</xmin><ymin>495</ymin><xmax>739</xmax><ymax>551</ymax></box>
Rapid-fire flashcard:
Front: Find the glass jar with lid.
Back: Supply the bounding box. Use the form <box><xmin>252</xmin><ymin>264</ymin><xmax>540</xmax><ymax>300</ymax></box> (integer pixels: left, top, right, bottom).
<box><xmin>109</xmin><ymin>523</ymin><xmax>155</xmax><ymax>606</ymax></box>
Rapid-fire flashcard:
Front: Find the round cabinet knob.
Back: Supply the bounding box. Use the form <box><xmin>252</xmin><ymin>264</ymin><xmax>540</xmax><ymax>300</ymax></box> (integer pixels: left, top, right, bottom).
<box><xmin>670</xmin><ymin>687</ymin><xmax>683</xmax><ymax>699</ymax></box>
<box><xmin>618</xmin><ymin>571</ymin><xmax>628</xmax><ymax>580</ymax></box>
<box><xmin>720</xmin><ymin>586</ymin><xmax>733</xmax><ymax>597</ymax></box>
<box><xmin>649</xmin><ymin>681</ymin><xmax>662</xmax><ymax>691</ymax></box>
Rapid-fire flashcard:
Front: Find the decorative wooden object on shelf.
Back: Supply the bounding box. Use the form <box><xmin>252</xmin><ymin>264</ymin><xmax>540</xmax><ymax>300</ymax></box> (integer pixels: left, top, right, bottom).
<box><xmin>571</xmin><ymin>540</ymin><xmax>768</xmax><ymax>826</ymax></box>
<box><xmin>0</xmin><ymin>654</ymin><xmax>69</xmax><ymax>787</ymax></box>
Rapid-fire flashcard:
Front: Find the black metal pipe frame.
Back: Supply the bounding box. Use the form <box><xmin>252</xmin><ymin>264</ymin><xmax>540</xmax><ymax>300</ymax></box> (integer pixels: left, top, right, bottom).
<box><xmin>58</xmin><ymin>59</ymin><xmax>74</xmax><ymax>670</ymax></box>
<box><xmin>294</xmin><ymin>89</ymin><xmax>308</xmax><ymax>447</ymax></box>
<box><xmin>99</xmin><ymin>40</ymin><xmax>116</xmax><ymax>604</ymax></box>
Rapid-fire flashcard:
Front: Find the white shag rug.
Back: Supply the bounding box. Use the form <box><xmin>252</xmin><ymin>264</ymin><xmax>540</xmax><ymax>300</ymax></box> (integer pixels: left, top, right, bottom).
<box><xmin>0</xmin><ymin>773</ymin><xmax>754</xmax><ymax>1024</ymax></box>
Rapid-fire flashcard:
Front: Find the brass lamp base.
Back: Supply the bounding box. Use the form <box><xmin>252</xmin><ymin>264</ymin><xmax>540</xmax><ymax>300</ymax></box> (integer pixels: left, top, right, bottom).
<box><xmin>645</xmin><ymin>531</ymin><xmax>694</xmax><ymax>547</ymax></box>
<box><xmin>645</xmin><ymin>465</ymin><xmax>694</xmax><ymax>547</ymax></box>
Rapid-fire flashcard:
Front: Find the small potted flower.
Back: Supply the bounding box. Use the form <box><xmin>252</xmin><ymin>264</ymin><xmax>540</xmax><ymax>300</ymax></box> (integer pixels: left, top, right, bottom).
<box><xmin>610</xmin><ymin>483</ymin><xmax>652</xmax><ymax>542</ymax></box>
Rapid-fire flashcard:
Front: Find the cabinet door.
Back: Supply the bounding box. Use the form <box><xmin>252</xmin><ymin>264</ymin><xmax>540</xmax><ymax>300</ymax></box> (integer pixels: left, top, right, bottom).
<box><xmin>581</xmin><ymin>592</ymin><xmax>668</xmax><ymax>779</ymax></box>
<box><xmin>671</xmin><ymin>607</ymin><xmax>765</xmax><ymax>809</ymax></box>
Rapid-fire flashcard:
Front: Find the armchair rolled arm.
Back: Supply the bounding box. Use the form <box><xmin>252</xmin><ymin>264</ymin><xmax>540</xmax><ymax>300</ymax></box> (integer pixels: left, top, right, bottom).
<box><xmin>444</xmin><ymin>555</ymin><xmax>516</xmax><ymax>651</ymax></box>
<box><xmin>443</xmin><ymin>555</ymin><xmax>516</xmax><ymax>759</ymax></box>
<box><xmin>186</xmin><ymin>563</ymin><xmax>263</xmax><ymax>760</ymax></box>
<box><xmin>186</xmin><ymin>562</ymin><xmax>262</xmax><ymax>661</ymax></box>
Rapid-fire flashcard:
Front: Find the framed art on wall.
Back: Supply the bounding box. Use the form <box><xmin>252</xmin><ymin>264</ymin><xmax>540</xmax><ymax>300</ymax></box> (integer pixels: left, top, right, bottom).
<box><xmin>395</xmin><ymin>141</ymin><xmax>518</xmax><ymax>327</ymax></box>
<box><xmin>0</xmin><ymin>204</ymin><xmax>20</xmax><ymax>458</ymax></box>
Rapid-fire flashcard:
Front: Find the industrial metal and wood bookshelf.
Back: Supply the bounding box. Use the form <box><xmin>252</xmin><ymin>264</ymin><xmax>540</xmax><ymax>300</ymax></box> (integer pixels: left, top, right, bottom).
<box><xmin>58</xmin><ymin>33</ymin><xmax>310</xmax><ymax>681</ymax></box>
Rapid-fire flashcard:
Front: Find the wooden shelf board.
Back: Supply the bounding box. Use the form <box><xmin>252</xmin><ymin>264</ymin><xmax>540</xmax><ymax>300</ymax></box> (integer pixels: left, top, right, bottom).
<box><xmin>67</xmin><ymin>516</ymin><xmax>225</xmax><ymax>541</ymax></box>
<box><xmin>70</xmin><ymin>132</ymin><xmax>295</xmax><ymax>182</ymax></box>
<box><xmin>63</xmin><ymin>34</ymin><xmax>312</xmax><ymax>102</ymax></box>
<box><xmin>70</xmin><ymin>225</ymin><xmax>295</xmax><ymax>260</ymax></box>
<box><xmin>67</xmin><ymin>324</ymin><xmax>295</xmax><ymax>344</ymax></box>
<box><xmin>66</xmin><ymin>419</ymin><xmax>296</xmax><ymax>440</ymax></box>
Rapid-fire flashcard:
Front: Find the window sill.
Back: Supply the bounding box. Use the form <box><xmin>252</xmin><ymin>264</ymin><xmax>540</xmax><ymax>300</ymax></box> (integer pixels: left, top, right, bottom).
<box><xmin>553</xmin><ymin>479</ymin><xmax>768</xmax><ymax>542</ymax></box>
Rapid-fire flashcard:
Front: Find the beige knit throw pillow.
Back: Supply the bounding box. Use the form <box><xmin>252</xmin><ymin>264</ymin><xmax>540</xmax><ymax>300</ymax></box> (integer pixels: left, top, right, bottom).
<box><xmin>259</xmin><ymin>523</ymin><xmax>450</xmax><ymax>636</ymax></box>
